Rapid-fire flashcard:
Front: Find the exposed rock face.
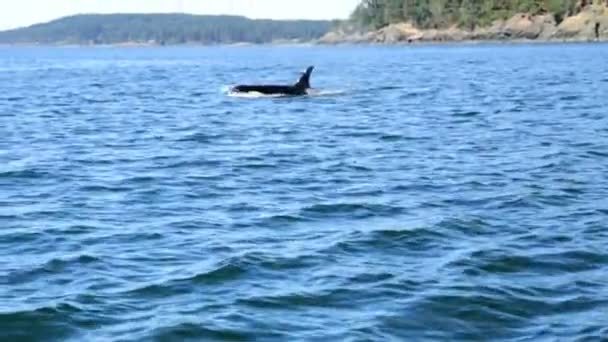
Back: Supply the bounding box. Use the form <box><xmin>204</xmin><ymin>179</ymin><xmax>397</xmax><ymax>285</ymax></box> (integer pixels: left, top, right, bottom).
<box><xmin>538</xmin><ymin>15</ymin><xmax>559</xmax><ymax>39</ymax></box>
<box><xmin>318</xmin><ymin>31</ymin><xmax>346</xmax><ymax>44</ymax></box>
<box><xmin>556</xmin><ymin>10</ymin><xmax>596</xmax><ymax>38</ymax></box>
<box><xmin>502</xmin><ymin>13</ymin><xmax>554</xmax><ymax>39</ymax></box>
<box><xmin>472</xmin><ymin>20</ymin><xmax>507</xmax><ymax>40</ymax></box>
<box><xmin>317</xmin><ymin>5</ymin><xmax>608</xmax><ymax>44</ymax></box>
<box><xmin>374</xmin><ymin>23</ymin><xmax>421</xmax><ymax>43</ymax></box>
<box><xmin>318</xmin><ymin>30</ymin><xmax>373</xmax><ymax>44</ymax></box>
<box><xmin>423</xmin><ymin>26</ymin><xmax>469</xmax><ymax>41</ymax></box>
<box><xmin>554</xmin><ymin>6</ymin><xmax>608</xmax><ymax>39</ymax></box>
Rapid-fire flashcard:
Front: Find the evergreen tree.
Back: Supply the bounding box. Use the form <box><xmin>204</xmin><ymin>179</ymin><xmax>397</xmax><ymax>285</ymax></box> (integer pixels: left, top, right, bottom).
<box><xmin>0</xmin><ymin>14</ymin><xmax>333</xmax><ymax>45</ymax></box>
<box><xmin>349</xmin><ymin>0</ymin><xmax>587</xmax><ymax>29</ymax></box>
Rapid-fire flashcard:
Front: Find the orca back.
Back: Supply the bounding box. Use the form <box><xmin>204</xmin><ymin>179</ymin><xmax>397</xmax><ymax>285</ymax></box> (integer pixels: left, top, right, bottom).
<box><xmin>231</xmin><ymin>66</ymin><xmax>314</xmax><ymax>96</ymax></box>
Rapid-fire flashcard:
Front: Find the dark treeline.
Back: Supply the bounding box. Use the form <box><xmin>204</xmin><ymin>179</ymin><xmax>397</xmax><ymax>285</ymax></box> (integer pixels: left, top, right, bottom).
<box><xmin>350</xmin><ymin>0</ymin><xmax>604</xmax><ymax>29</ymax></box>
<box><xmin>0</xmin><ymin>14</ymin><xmax>335</xmax><ymax>45</ymax></box>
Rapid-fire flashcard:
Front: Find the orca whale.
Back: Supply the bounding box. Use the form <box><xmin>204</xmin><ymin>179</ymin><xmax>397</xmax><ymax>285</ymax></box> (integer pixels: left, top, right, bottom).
<box><xmin>231</xmin><ymin>66</ymin><xmax>314</xmax><ymax>96</ymax></box>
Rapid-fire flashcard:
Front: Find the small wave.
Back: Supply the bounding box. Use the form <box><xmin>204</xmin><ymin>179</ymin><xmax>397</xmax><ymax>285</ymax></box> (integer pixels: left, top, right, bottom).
<box><xmin>234</xmin><ymin>162</ymin><xmax>276</xmax><ymax>170</ymax></box>
<box><xmin>307</xmin><ymin>89</ymin><xmax>346</xmax><ymax>96</ymax></box>
<box><xmin>436</xmin><ymin>217</ymin><xmax>493</xmax><ymax>236</ymax></box>
<box><xmin>5</xmin><ymin>96</ymin><xmax>25</xmax><ymax>102</ymax></box>
<box><xmin>397</xmin><ymin>283</ymin><xmax>608</xmax><ymax>340</ymax></box>
<box><xmin>348</xmin><ymin>272</ymin><xmax>395</xmax><ymax>284</ymax></box>
<box><xmin>0</xmin><ymin>213</ymin><xmax>20</xmax><ymax>220</ymax></box>
<box><xmin>586</xmin><ymin>150</ymin><xmax>608</xmax><ymax>158</ymax></box>
<box><xmin>177</xmin><ymin>132</ymin><xmax>221</xmax><ymax>143</ymax></box>
<box><xmin>240</xmin><ymin>288</ymin><xmax>359</xmax><ymax>309</ymax></box>
<box><xmin>224</xmin><ymin>85</ymin><xmax>345</xmax><ymax>98</ymax></box>
<box><xmin>410</xmin><ymin>291</ymin><xmax>534</xmax><ymax>332</ymax></box>
<box><xmin>380</xmin><ymin>134</ymin><xmax>404</xmax><ymax>141</ymax></box>
<box><xmin>126</xmin><ymin>261</ymin><xmax>247</xmax><ymax>298</ymax></box>
<box><xmin>369</xmin><ymin>227</ymin><xmax>447</xmax><ymax>242</ymax></box>
<box><xmin>372</xmin><ymin>85</ymin><xmax>402</xmax><ymax>91</ymax></box>
<box><xmin>149</xmin><ymin>322</ymin><xmax>253</xmax><ymax>341</ymax></box>
<box><xmin>189</xmin><ymin>262</ymin><xmax>246</xmax><ymax>284</ymax></box>
<box><xmin>334</xmin><ymin>130</ymin><xmax>381</xmax><ymax>138</ymax></box>
<box><xmin>300</xmin><ymin>203</ymin><xmax>404</xmax><ymax>219</ymax></box>
<box><xmin>326</xmin><ymin>227</ymin><xmax>447</xmax><ymax>255</ymax></box>
<box><xmin>120</xmin><ymin>175</ymin><xmax>158</xmax><ymax>184</ymax></box>
<box><xmin>449</xmin><ymin>249</ymin><xmax>608</xmax><ymax>276</ymax></box>
<box><xmin>340</xmin><ymin>187</ymin><xmax>385</xmax><ymax>197</ymax></box>
<box><xmin>452</xmin><ymin>110</ymin><xmax>482</xmax><ymax>117</ymax></box>
<box><xmin>78</xmin><ymin>184</ymin><xmax>132</xmax><ymax>192</ymax></box>
<box><xmin>227</xmin><ymin>91</ymin><xmax>288</xmax><ymax>98</ymax></box>
<box><xmin>495</xmin><ymin>196</ymin><xmax>544</xmax><ymax>210</ymax></box>
<box><xmin>559</xmin><ymin>94</ymin><xmax>581</xmax><ymax>101</ymax></box>
<box><xmin>0</xmin><ymin>227</ymin><xmax>47</xmax><ymax>240</ymax></box>
<box><xmin>63</xmin><ymin>224</ymin><xmax>97</xmax><ymax>235</ymax></box>
<box><xmin>0</xmin><ymin>169</ymin><xmax>47</xmax><ymax>179</ymax></box>
<box><xmin>257</xmin><ymin>253</ymin><xmax>320</xmax><ymax>271</ymax></box>
<box><xmin>245</xmin><ymin>213</ymin><xmax>311</xmax><ymax>230</ymax></box>
<box><xmin>83</xmin><ymin>97</ymin><xmax>112</xmax><ymax>104</ymax></box>
<box><xmin>50</xmin><ymin>254</ymin><xmax>100</xmax><ymax>266</ymax></box>
<box><xmin>161</xmin><ymin>159</ymin><xmax>224</xmax><ymax>169</ymax></box>
<box><xmin>6</xmin><ymin>254</ymin><xmax>100</xmax><ymax>285</ymax></box>
<box><xmin>0</xmin><ymin>303</ymin><xmax>81</xmax><ymax>341</ymax></box>
<box><xmin>391</xmin><ymin>183</ymin><xmax>446</xmax><ymax>192</ymax></box>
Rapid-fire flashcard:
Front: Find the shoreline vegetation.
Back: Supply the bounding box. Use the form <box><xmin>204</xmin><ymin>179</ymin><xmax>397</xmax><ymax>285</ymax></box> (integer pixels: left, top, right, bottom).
<box><xmin>0</xmin><ymin>14</ymin><xmax>333</xmax><ymax>46</ymax></box>
<box><xmin>320</xmin><ymin>0</ymin><xmax>608</xmax><ymax>44</ymax></box>
<box><xmin>1</xmin><ymin>2</ymin><xmax>607</xmax><ymax>47</ymax></box>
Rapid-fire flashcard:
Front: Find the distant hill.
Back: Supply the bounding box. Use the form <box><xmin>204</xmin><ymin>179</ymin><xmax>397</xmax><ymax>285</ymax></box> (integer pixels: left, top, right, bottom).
<box><xmin>0</xmin><ymin>14</ymin><xmax>337</xmax><ymax>45</ymax></box>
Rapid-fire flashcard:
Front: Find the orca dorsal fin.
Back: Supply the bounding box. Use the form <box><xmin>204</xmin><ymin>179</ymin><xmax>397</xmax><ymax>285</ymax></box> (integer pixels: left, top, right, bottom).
<box><xmin>294</xmin><ymin>66</ymin><xmax>314</xmax><ymax>89</ymax></box>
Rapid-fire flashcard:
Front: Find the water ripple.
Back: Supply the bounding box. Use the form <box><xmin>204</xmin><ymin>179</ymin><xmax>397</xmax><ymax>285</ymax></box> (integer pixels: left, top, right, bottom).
<box><xmin>1</xmin><ymin>44</ymin><xmax>608</xmax><ymax>341</ymax></box>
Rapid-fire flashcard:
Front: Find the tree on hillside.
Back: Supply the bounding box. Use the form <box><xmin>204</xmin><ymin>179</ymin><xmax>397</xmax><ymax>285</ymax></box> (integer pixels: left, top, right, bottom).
<box><xmin>349</xmin><ymin>0</ymin><xmax>590</xmax><ymax>29</ymax></box>
<box><xmin>0</xmin><ymin>14</ymin><xmax>333</xmax><ymax>44</ymax></box>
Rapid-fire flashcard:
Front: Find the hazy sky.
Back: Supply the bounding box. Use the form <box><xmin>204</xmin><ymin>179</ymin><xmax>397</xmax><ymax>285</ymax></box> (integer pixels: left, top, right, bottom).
<box><xmin>0</xmin><ymin>0</ymin><xmax>361</xmax><ymax>30</ymax></box>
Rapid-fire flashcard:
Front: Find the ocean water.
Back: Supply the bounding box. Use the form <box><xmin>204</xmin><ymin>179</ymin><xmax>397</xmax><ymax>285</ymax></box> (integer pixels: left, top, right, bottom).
<box><xmin>1</xmin><ymin>44</ymin><xmax>608</xmax><ymax>341</ymax></box>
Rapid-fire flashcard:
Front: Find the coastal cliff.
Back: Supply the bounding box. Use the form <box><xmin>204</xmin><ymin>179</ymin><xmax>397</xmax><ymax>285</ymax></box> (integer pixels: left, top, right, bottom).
<box><xmin>320</xmin><ymin>1</ymin><xmax>608</xmax><ymax>44</ymax></box>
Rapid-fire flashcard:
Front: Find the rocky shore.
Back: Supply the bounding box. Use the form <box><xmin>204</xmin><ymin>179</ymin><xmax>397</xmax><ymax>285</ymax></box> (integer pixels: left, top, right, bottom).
<box><xmin>319</xmin><ymin>6</ymin><xmax>608</xmax><ymax>44</ymax></box>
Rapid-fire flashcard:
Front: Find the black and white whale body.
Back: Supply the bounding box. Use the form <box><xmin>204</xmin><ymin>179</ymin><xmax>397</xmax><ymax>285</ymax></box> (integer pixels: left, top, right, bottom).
<box><xmin>231</xmin><ymin>66</ymin><xmax>314</xmax><ymax>96</ymax></box>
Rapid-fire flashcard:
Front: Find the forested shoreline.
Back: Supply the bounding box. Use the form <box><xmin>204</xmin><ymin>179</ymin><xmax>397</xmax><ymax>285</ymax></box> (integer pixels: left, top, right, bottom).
<box><xmin>0</xmin><ymin>14</ymin><xmax>335</xmax><ymax>45</ymax></box>
<box><xmin>350</xmin><ymin>0</ymin><xmax>605</xmax><ymax>29</ymax></box>
<box><xmin>2</xmin><ymin>3</ymin><xmax>607</xmax><ymax>46</ymax></box>
<box><xmin>320</xmin><ymin>0</ymin><xmax>608</xmax><ymax>43</ymax></box>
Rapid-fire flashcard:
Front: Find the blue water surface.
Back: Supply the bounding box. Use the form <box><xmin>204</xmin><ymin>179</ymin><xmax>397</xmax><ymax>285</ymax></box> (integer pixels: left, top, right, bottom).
<box><xmin>1</xmin><ymin>44</ymin><xmax>608</xmax><ymax>341</ymax></box>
